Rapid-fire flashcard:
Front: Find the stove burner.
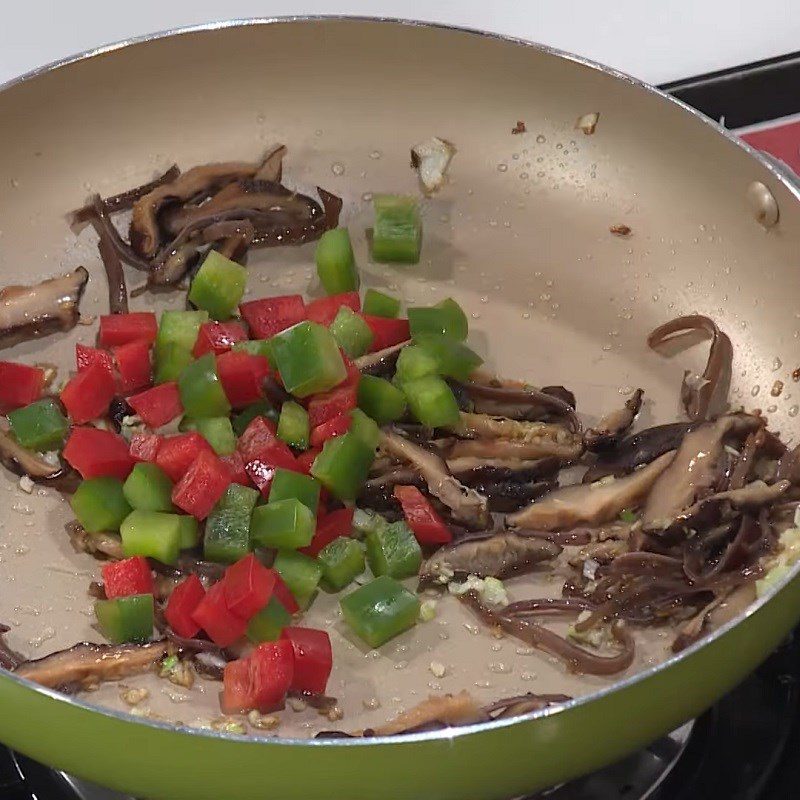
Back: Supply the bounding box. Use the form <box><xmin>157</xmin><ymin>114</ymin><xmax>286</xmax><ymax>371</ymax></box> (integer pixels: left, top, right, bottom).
<box><xmin>3</xmin><ymin>630</ymin><xmax>800</xmax><ymax>800</ymax></box>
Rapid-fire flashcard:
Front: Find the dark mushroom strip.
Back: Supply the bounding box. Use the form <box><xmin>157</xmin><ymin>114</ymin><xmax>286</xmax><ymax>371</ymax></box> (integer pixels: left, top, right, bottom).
<box><xmin>727</xmin><ymin>428</ymin><xmax>766</xmax><ymax>490</ymax></box>
<box><xmin>0</xmin><ymin>428</ymin><xmax>79</xmax><ymax>491</ymax></box>
<box><xmin>372</xmin><ymin>691</ymin><xmax>487</xmax><ymax>735</ymax></box>
<box><xmin>671</xmin><ymin>594</ymin><xmax>727</xmax><ymax>652</ymax></box>
<box><xmin>0</xmin><ymin>624</ymin><xmax>25</xmax><ymax>670</ymax></box>
<box><xmin>776</xmin><ymin>444</ymin><xmax>800</xmax><ymax>485</ymax></box>
<box><xmin>70</xmin><ymin>165</ymin><xmax>181</xmax><ymax>223</ymax></box>
<box><xmin>462</xmin><ymin>592</ymin><xmax>635</xmax><ymax>676</ymax></box>
<box><xmin>96</xmin><ymin>225</ymin><xmax>128</xmax><ymax>314</ymax></box>
<box><xmin>583</xmin><ymin>422</ymin><xmax>696</xmax><ymax>482</ymax></box>
<box><xmin>503</xmin><ymin>597</ymin><xmax>596</xmax><ymax>616</ymax></box>
<box><xmin>249</xmin><ymin>185</ymin><xmax>342</xmax><ymax>248</ymax></box>
<box><xmin>379</xmin><ymin>429</ymin><xmax>489</xmax><ymax>528</ymax></box>
<box><xmin>647</xmin><ymin>315</ymin><xmax>733</xmax><ymax>421</ymax></box>
<box><xmin>253</xmin><ymin>143</ymin><xmax>287</xmax><ymax>182</ymax></box>
<box><xmin>13</xmin><ymin>641</ymin><xmax>169</xmax><ymax>690</ymax></box>
<box><xmin>355</xmin><ymin>340</ymin><xmax>411</xmax><ymax>377</ymax></box>
<box><xmin>419</xmin><ymin>531</ymin><xmax>561</xmax><ymax>586</ymax></box>
<box><xmin>446</xmin><ymin>456</ymin><xmax>563</xmax><ymax>483</ymax></box>
<box><xmin>509</xmin><ymin>450</ymin><xmax>675</xmax><ymax>531</ymax></box>
<box><xmin>67</xmin><ymin>522</ymin><xmax>124</xmax><ymax>560</ymax></box>
<box><xmin>641</xmin><ymin>414</ymin><xmax>763</xmax><ymax>532</ymax></box>
<box><xmin>130</xmin><ymin>160</ymin><xmax>265</xmax><ymax>257</ymax></box>
<box><xmin>0</xmin><ymin>267</ymin><xmax>88</xmax><ymax>349</ymax></box>
<box><xmin>463</xmin><ymin>380</ymin><xmax>580</xmax><ymax>432</ymax></box>
<box><xmin>483</xmin><ymin>692</ymin><xmax>572</xmax><ymax>719</ymax></box>
<box><xmin>584</xmin><ymin>389</ymin><xmax>644</xmax><ymax>452</ymax></box>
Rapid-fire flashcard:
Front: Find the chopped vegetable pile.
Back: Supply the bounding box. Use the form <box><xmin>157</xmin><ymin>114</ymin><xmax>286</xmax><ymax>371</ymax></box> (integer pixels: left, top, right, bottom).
<box><xmin>0</xmin><ymin>147</ymin><xmax>798</xmax><ymax>740</ymax></box>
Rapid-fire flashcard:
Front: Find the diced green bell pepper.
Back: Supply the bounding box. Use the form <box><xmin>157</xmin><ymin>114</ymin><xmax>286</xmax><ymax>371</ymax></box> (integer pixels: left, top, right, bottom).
<box><xmin>270</xmin><ymin>321</ymin><xmax>346</xmax><ymax>398</ymax></box>
<box><xmin>366</xmin><ymin>520</ymin><xmax>422</xmax><ymax>579</ymax></box>
<box><xmin>269</xmin><ymin>469</ymin><xmax>320</xmax><ymax>514</ymax></box>
<box><xmin>315</xmin><ymin>228</ymin><xmax>359</xmax><ymax>294</ymax></box>
<box><xmin>277</xmin><ymin>401</ymin><xmax>310</xmax><ymax>450</ymax></box>
<box><xmin>250</xmin><ymin>498</ymin><xmax>315</xmax><ymax>549</ymax></box>
<box><xmin>183</xmin><ymin>416</ymin><xmax>237</xmax><ymax>455</ymax></box>
<box><xmin>71</xmin><ymin>477</ymin><xmax>132</xmax><ymax>533</ymax></box>
<box><xmin>414</xmin><ymin>334</ymin><xmax>482</xmax><ymax>381</ymax></box>
<box><xmin>122</xmin><ymin>463</ymin><xmax>175</xmax><ymax>512</ymax></box>
<box><xmin>121</xmin><ymin>510</ymin><xmax>182</xmax><ymax>564</ymax></box>
<box><xmin>311</xmin><ymin>431</ymin><xmax>375</xmax><ymax>501</ymax></box>
<box><xmin>357</xmin><ymin>375</ymin><xmax>407</xmax><ymax>425</ymax></box>
<box><xmin>403</xmin><ymin>375</ymin><xmax>461</xmax><ymax>427</ymax></box>
<box><xmin>340</xmin><ymin>575</ymin><xmax>420</xmax><ymax>648</ymax></box>
<box><xmin>177</xmin><ymin>515</ymin><xmax>200</xmax><ymax>549</ymax></box>
<box><xmin>154</xmin><ymin>310</ymin><xmax>208</xmax><ymax>383</ymax></box>
<box><xmin>246</xmin><ymin>596</ymin><xmax>293</xmax><ymax>642</ymax></box>
<box><xmin>408</xmin><ymin>297</ymin><xmax>468</xmax><ymax>341</ymax></box>
<box><xmin>394</xmin><ymin>344</ymin><xmax>440</xmax><ymax>384</ymax></box>
<box><xmin>188</xmin><ymin>250</ymin><xmax>247</xmax><ymax>321</ymax></box>
<box><xmin>352</xmin><ymin>507</ymin><xmax>385</xmax><ymax>538</ymax></box>
<box><xmin>232</xmin><ymin>400</ymin><xmax>278</xmax><ymax>436</ymax></box>
<box><xmin>94</xmin><ymin>594</ymin><xmax>154</xmax><ymax>645</ymax></box>
<box><xmin>178</xmin><ymin>353</ymin><xmax>231</xmax><ymax>419</ymax></box>
<box><xmin>7</xmin><ymin>398</ymin><xmax>68</xmax><ymax>450</ymax></box>
<box><xmin>329</xmin><ymin>306</ymin><xmax>374</xmax><ymax>358</ymax></box>
<box><xmin>273</xmin><ymin>549</ymin><xmax>322</xmax><ymax>608</ymax></box>
<box><xmin>362</xmin><ymin>288</ymin><xmax>400</xmax><ymax>318</ymax></box>
<box><xmin>204</xmin><ymin>483</ymin><xmax>259</xmax><ymax>563</ymax></box>
<box><xmin>318</xmin><ymin>537</ymin><xmax>365</xmax><ymax>591</ymax></box>
<box><xmin>372</xmin><ymin>195</ymin><xmax>422</xmax><ymax>264</ymax></box>
<box><xmin>348</xmin><ymin>408</ymin><xmax>379</xmax><ymax>450</ymax></box>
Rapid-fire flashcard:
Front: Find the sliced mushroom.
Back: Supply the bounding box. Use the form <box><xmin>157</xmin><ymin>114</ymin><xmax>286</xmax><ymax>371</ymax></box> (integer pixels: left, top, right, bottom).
<box><xmin>14</xmin><ymin>641</ymin><xmax>169</xmax><ymax>690</ymax></box>
<box><xmin>584</xmin><ymin>389</ymin><xmax>644</xmax><ymax>451</ymax></box>
<box><xmin>379</xmin><ymin>430</ymin><xmax>489</xmax><ymax>529</ymax></box>
<box><xmin>463</xmin><ymin>379</ymin><xmax>580</xmax><ymax>432</ymax></box>
<box><xmin>410</xmin><ymin>136</ymin><xmax>456</xmax><ymax>195</ymax></box>
<box><xmin>96</xmin><ymin>220</ymin><xmax>128</xmax><ymax>314</ymax></box>
<box><xmin>647</xmin><ymin>315</ymin><xmax>733</xmax><ymax>421</ymax></box>
<box><xmin>419</xmin><ymin>531</ymin><xmax>562</xmax><ymax>586</ymax></box>
<box><xmin>583</xmin><ymin>422</ymin><xmax>696</xmax><ymax>482</ymax></box>
<box><xmin>0</xmin><ymin>268</ymin><xmax>88</xmax><ymax>349</ymax></box>
<box><xmin>0</xmin><ymin>429</ymin><xmax>79</xmax><ymax>491</ymax></box>
<box><xmin>483</xmin><ymin>692</ymin><xmax>572</xmax><ymax>719</ymax></box>
<box><xmin>0</xmin><ymin>623</ymin><xmax>25</xmax><ymax>670</ymax></box>
<box><xmin>67</xmin><ymin>522</ymin><xmax>124</xmax><ymax>560</ymax></box>
<box><xmin>130</xmin><ymin>160</ymin><xmax>265</xmax><ymax>257</ymax></box>
<box><xmin>355</xmin><ymin>340</ymin><xmax>411</xmax><ymax>377</ymax></box>
<box><xmin>372</xmin><ymin>691</ymin><xmax>486</xmax><ymax>735</ymax></box>
<box><xmin>671</xmin><ymin>594</ymin><xmax>728</xmax><ymax>652</ymax></box>
<box><xmin>508</xmin><ymin>450</ymin><xmax>675</xmax><ymax>531</ymax></box>
<box><xmin>641</xmin><ymin>414</ymin><xmax>763</xmax><ymax>532</ymax></box>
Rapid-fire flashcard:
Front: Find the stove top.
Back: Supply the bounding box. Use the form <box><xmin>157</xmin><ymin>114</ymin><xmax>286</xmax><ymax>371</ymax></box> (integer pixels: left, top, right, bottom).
<box><xmin>3</xmin><ymin>52</ymin><xmax>800</xmax><ymax>800</ymax></box>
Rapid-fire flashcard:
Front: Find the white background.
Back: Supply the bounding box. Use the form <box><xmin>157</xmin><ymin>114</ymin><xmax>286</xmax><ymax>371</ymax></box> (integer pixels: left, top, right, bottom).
<box><xmin>1</xmin><ymin>0</ymin><xmax>798</xmax><ymax>86</ymax></box>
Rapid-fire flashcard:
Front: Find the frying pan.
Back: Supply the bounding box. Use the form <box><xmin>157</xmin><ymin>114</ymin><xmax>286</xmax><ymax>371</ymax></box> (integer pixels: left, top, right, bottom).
<box><xmin>0</xmin><ymin>17</ymin><xmax>799</xmax><ymax>800</ymax></box>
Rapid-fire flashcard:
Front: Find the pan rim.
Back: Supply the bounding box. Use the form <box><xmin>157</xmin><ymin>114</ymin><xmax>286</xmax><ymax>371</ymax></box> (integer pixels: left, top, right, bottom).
<box><xmin>0</xmin><ymin>13</ymin><xmax>798</xmax><ymax>749</ymax></box>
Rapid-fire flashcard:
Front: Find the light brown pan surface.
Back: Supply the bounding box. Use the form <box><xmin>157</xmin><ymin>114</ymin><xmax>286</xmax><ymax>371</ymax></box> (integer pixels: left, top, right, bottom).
<box><xmin>0</xmin><ymin>16</ymin><xmax>799</xmax><ymax>799</ymax></box>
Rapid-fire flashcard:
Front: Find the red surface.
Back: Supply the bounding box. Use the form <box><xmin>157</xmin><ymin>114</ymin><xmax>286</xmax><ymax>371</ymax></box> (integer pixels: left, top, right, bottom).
<box><xmin>305</xmin><ymin>292</ymin><xmax>361</xmax><ymax>326</ymax></box>
<box><xmin>99</xmin><ymin>313</ymin><xmax>158</xmax><ymax>347</ymax></box>
<box><xmin>156</xmin><ymin>432</ymin><xmax>214</xmax><ymax>482</ymax></box>
<box><xmin>223</xmin><ymin>555</ymin><xmax>276</xmax><ymax>620</ymax></box>
<box><xmin>309</xmin><ymin>412</ymin><xmax>352</xmax><ymax>448</ymax></box>
<box><xmin>171</xmin><ymin>448</ymin><xmax>231</xmax><ymax>520</ymax></box>
<box><xmin>0</xmin><ymin>362</ymin><xmax>44</xmax><ymax>412</ymax></box>
<box><xmin>299</xmin><ymin>507</ymin><xmax>354</xmax><ymax>557</ymax></box>
<box><xmin>60</xmin><ymin>361</ymin><xmax>115</xmax><ymax>423</ymax></box>
<box><xmin>63</xmin><ymin>427</ymin><xmax>134</xmax><ymax>480</ymax></box>
<box><xmin>362</xmin><ymin>315</ymin><xmax>410</xmax><ymax>352</ymax></box>
<box><xmin>272</xmin><ymin>573</ymin><xmax>300</xmax><ymax>614</ymax></box>
<box><xmin>129</xmin><ymin>432</ymin><xmax>163</xmax><ymax>463</ymax></box>
<box><xmin>281</xmin><ymin>627</ymin><xmax>333</xmax><ymax>695</ymax></box>
<box><xmin>102</xmin><ymin>557</ymin><xmax>154</xmax><ymax>599</ymax></box>
<box><xmin>192</xmin><ymin>321</ymin><xmax>248</xmax><ymax>357</ymax></box>
<box><xmin>240</xmin><ymin>294</ymin><xmax>306</xmax><ymax>339</ymax></box>
<box><xmin>393</xmin><ymin>484</ymin><xmax>453</xmax><ymax>545</ymax></box>
<box><xmin>165</xmin><ymin>574</ymin><xmax>206</xmax><ymax>639</ymax></box>
<box><xmin>220</xmin><ymin>451</ymin><xmax>250</xmax><ymax>486</ymax></box>
<box><xmin>307</xmin><ymin>384</ymin><xmax>357</xmax><ymax>428</ymax></box>
<box><xmin>741</xmin><ymin>119</ymin><xmax>800</xmax><ymax>175</ymax></box>
<box><xmin>192</xmin><ymin>581</ymin><xmax>248</xmax><ymax>647</ymax></box>
<box><xmin>75</xmin><ymin>344</ymin><xmax>115</xmax><ymax>376</ymax></box>
<box><xmin>113</xmin><ymin>340</ymin><xmax>152</xmax><ymax>394</ymax></box>
<box><xmin>128</xmin><ymin>382</ymin><xmax>183</xmax><ymax>428</ymax></box>
<box><xmin>217</xmin><ymin>351</ymin><xmax>270</xmax><ymax>408</ymax></box>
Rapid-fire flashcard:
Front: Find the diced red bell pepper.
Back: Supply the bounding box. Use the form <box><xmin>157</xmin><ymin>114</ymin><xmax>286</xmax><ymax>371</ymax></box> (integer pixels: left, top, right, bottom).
<box><xmin>99</xmin><ymin>312</ymin><xmax>158</xmax><ymax>347</ymax></box>
<box><xmin>221</xmin><ymin>640</ymin><xmax>294</xmax><ymax>714</ymax></box>
<box><xmin>156</xmin><ymin>432</ymin><xmax>214</xmax><ymax>482</ymax></box>
<box><xmin>217</xmin><ymin>351</ymin><xmax>270</xmax><ymax>408</ymax></box>
<box><xmin>309</xmin><ymin>412</ymin><xmax>352</xmax><ymax>448</ymax></box>
<box><xmin>249</xmin><ymin>640</ymin><xmax>295</xmax><ymax>710</ymax></box>
<box><xmin>75</xmin><ymin>344</ymin><xmax>115</xmax><ymax>376</ymax></box>
<box><xmin>63</xmin><ymin>427</ymin><xmax>134</xmax><ymax>480</ymax></box>
<box><xmin>240</xmin><ymin>294</ymin><xmax>306</xmax><ymax>339</ymax></box>
<box><xmin>165</xmin><ymin>574</ymin><xmax>206</xmax><ymax>639</ymax></box>
<box><xmin>172</xmin><ymin>449</ymin><xmax>231</xmax><ymax>520</ymax></box>
<box><xmin>102</xmin><ymin>556</ymin><xmax>154</xmax><ymax>599</ymax></box>
<box><xmin>304</xmin><ymin>292</ymin><xmax>361</xmax><ymax>326</ymax></box>
<box><xmin>223</xmin><ymin>555</ymin><xmax>276</xmax><ymax>620</ymax></box>
<box><xmin>60</xmin><ymin>361</ymin><xmax>115</xmax><ymax>424</ymax></box>
<box><xmin>393</xmin><ymin>484</ymin><xmax>453</xmax><ymax>545</ymax></box>
<box><xmin>300</xmin><ymin>507</ymin><xmax>354</xmax><ymax>557</ymax></box>
<box><xmin>281</xmin><ymin>627</ymin><xmax>333</xmax><ymax>695</ymax></box>
<box><xmin>129</xmin><ymin>382</ymin><xmax>183</xmax><ymax>429</ymax></box>
<box><xmin>363</xmin><ymin>315</ymin><xmax>410</xmax><ymax>352</ymax></box>
<box><xmin>192</xmin><ymin>321</ymin><xmax>248</xmax><ymax>357</ymax></box>
<box><xmin>272</xmin><ymin>573</ymin><xmax>300</xmax><ymax>614</ymax></box>
<box><xmin>307</xmin><ymin>384</ymin><xmax>357</xmax><ymax>429</ymax></box>
<box><xmin>220</xmin><ymin>450</ymin><xmax>250</xmax><ymax>486</ymax></box>
<box><xmin>339</xmin><ymin>351</ymin><xmax>361</xmax><ymax>387</ymax></box>
<box><xmin>238</xmin><ymin>416</ymin><xmax>302</xmax><ymax>488</ymax></box>
<box><xmin>129</xmin><ymin>431</ymin><xmax>163</xmax><ymax>463</ymax></box>
<box><xmin>246</xmin><ymin>454</ymin><xmax>299</xmax><ymax>496</ymax></box>
<box><xmin>0</xmin><ymin>362</ymin><xmax>45</xmax><ymax>413</ymax></box>
<box><xmin>113</xmin><ymin>340</ymin><xmax>152</xmax><ymax>394</ymax></box>
<box><xmin>295</xmin><ymin>448</ymin><xmax>322</xmax><ymax>476</ymax></box>
<box><xmin>192</xmin><ymin>581</ymin><xmax>248</xmax><ymax>647</ymax></box>
<box><xmin>237</xmin><ymin>416</ymin><xmax>278</xmax><ymax>462</ymax></box>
